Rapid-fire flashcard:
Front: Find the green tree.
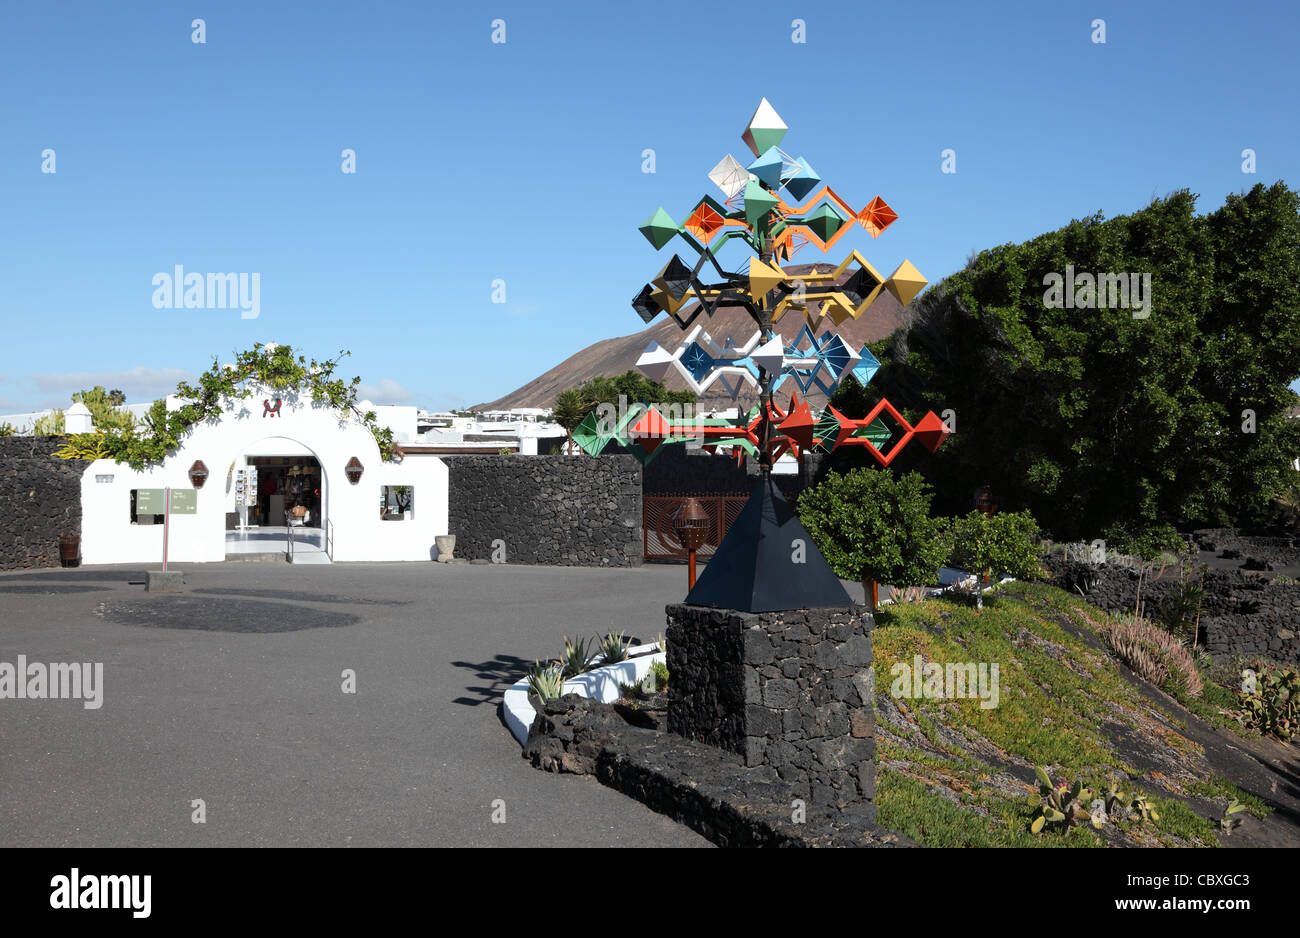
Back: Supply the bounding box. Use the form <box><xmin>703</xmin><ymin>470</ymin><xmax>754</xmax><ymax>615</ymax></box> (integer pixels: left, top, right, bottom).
<box><xmin>553</xmin><ymin>370</ymin><xmax>696</xmax><ymax>450</ymax></box>
<box><xmin>949</xmin><ymin>510</ymin><xmax>1044</xmax><ymax>582</ymax></box>
<box><xmin>72</xmin><ymin>385</ymin><xmax>136</xmax><ymax>431</ymax></box>
<box><xmin>872</xmin><ymin>182</ymin><xmax>1300</xmax><ymax>541</ymax></box>
<box><xmin>798</xmin><ymin>468</ymin><xmax>951</xmax><ymax>610</ymax></box>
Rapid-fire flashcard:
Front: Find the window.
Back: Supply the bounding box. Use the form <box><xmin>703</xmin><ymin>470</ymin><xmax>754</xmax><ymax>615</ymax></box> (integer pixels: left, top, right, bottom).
<box><xmin>380</xmin><ymin>486</ymin><xmax>414</xmax><ymax>520</ymax></box>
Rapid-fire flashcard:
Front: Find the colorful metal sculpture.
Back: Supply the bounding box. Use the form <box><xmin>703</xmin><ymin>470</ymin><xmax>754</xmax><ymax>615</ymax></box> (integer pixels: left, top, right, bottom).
<box><xmin>585</xmin><ymin>98</ymin><xmax>952</xmax><ymax>472</ymax></box>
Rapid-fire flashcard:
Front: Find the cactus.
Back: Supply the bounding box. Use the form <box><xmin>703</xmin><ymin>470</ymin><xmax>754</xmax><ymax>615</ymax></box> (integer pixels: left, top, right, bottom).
<box><xmin>1030</xmin><ymin>768</ymin><xmax>1158</xmax><ymax>834</ymax></box>
<box><xmin>1237</xmin><ymin>660</ymin><xmax>1299</xmax><ymax>741</ymax></box>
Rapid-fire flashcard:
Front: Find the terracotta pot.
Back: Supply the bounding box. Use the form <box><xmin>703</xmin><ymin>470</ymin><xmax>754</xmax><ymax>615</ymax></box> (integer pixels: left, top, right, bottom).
<box><xmin>59</xmin><ymin>534</ymin><xmax>80</xmax><ymax>567</ymax></box>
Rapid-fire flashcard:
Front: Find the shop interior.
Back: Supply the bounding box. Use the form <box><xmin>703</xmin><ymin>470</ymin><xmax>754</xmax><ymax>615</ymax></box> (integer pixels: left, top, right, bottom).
<box><xmin>246</xmin><ymin>457</ymin><xmax>322</xmax><ymax>527</ymax></box>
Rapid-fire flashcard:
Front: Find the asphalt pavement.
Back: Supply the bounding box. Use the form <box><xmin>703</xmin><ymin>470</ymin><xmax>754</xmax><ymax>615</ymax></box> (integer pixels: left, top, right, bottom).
<box><xmin>0</xmin><ymin>561</ymin><xmax>712</xmax><ymax>847</ymax></box>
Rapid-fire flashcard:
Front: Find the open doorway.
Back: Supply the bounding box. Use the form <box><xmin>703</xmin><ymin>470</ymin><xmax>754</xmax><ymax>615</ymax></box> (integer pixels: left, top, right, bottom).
<box><xmin>245</xmin><ymin>456</ymin><xmax>322</xmax><ymax>528</ymax></box>
<box><xmin>225</xmin><ymin>453</ymin><xmax>328</xmax><ymax>561</ymax></box>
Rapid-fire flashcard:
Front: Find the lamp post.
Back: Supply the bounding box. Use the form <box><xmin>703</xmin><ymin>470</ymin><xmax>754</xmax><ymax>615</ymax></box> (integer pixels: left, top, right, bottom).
<box><xmin>673</xmin><ymin>497</ymin><xmax>711</xmax><ymax>589</ymax></box>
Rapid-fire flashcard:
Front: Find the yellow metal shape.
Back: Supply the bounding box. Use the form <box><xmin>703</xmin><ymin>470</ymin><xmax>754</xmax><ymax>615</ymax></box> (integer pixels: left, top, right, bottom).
<box><xmin>747</xmin><ymin>256</ymin><xmax>787</xmax><ymax>301</ymax></box>
<box><xmin>883</xmin><ymin>259</ymin><xmax>927</xmax><ymax>306</ymax></box>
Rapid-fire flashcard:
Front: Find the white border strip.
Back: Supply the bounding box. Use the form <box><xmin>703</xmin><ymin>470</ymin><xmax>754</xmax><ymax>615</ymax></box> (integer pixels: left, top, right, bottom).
<box><xmin>504</xmin><ymin>643</ymin><xmax>665</xmax><ymax>746</ymax></box>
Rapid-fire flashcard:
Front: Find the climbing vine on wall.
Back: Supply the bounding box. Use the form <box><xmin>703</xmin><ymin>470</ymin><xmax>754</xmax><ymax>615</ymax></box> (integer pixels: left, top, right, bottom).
<box><xmin>54</xmin><ymin>344</ymin><xmax>399</xmax><ymax>469</ymax></box>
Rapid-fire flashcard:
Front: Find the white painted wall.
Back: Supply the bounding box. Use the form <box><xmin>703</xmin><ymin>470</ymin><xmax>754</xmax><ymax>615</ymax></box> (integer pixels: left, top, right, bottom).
<box><xmin>78</xmin><ymin>387</ymin><xmax>448</xmax><ymax>564</ymax></box>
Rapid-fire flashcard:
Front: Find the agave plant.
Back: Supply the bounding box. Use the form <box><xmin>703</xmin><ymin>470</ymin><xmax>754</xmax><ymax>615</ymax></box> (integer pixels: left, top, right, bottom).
<box><xmin>599</xmin><ymin>630</ymin><xmax>630</xmax><ymax>664</ymax></box>
<box><xmin>558</xmin><ymin>635</ymin><xmax>597</xmax><ymax>678</ymax></box>
<box><xmin>526</xmin><ymin>660</ymin><xmax>566</xmax><ymax>703</ymax></box>
<box><xmin>888</xmin><ymin>585</ymin><xmax>930</xmax><ymax>604</ymax></box>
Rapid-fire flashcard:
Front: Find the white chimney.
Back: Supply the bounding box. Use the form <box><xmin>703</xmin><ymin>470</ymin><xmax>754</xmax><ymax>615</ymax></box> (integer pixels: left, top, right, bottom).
<box><xmin>65</xmin><ymin>402</ymin><xmax>93</xmax><ymax>433</ymax></box>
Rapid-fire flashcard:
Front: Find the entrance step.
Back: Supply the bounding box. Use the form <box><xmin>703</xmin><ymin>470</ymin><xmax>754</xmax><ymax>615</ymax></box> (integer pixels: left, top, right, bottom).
<box><xmin>225</xmin><ymin>552</ymin><xmax>288</xmax><ymax>563</ymax></box>
<box><xmin>289</xmin><ymin>551</ymin><xmax>331</xmax><ymax>565</ymax></box>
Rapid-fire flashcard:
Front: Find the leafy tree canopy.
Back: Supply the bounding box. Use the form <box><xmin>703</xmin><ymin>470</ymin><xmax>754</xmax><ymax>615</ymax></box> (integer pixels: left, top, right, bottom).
<box><xmin>872</xmin><ymin>182</ymin><xmax>1300</xmax><ymax>541</ymax></box>
<box><xmin>553</xmin><ymin>370</ymin><xmax>695</xmax><ymax>433</ymax></box>
<box><xmin>798</xmin><ymin>468</ymin><xmax>951</xmax><ymax>601</ymax></box>
<box><xmin>55</xmin><ymin>344</ymin><xmax>396</xmax><ymax>468</ymax></box>
<box><xmin>72</xmin><ymin>385</ymin><xmax>136</xmax><ymax>431</ymax></box>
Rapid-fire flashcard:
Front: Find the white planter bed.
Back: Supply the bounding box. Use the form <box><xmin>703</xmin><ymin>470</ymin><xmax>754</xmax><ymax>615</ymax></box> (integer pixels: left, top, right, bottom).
<box><xmin>503</xmin><ymin>643</ymin><xmax>665</xmax><ymax>746</ymax></box>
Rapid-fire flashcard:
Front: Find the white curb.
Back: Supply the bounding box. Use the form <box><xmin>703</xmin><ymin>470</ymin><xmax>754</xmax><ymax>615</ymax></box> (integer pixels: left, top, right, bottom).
<box><xmin>504</xmin><ymin>643</ymin><xmax>666</xmax><ymax>746</ymax></box>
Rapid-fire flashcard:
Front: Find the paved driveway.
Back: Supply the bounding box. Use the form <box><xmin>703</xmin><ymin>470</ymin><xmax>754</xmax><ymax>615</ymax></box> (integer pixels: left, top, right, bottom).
<box><xmin>0</xmin><ymin>561</ymin><xmax>708</xmax><ymax>847</ymax></box>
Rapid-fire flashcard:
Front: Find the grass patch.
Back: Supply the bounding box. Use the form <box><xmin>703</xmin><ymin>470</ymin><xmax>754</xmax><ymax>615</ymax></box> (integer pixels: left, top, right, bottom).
<box><xmin>1186</xmin><ymin>778</ymin><xmax>1272</xmax><ymax>818</ymax></box>
<box><xmin>871</xmin><ymin>581</ymin><xmax>1240</xmax><ymax>847</ymax></box>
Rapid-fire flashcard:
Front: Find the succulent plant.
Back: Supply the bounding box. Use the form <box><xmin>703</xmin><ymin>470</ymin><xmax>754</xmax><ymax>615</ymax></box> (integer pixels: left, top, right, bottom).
<box><xmin>1030</xmin><ymin>768</ymin><xmax>1158</xmax><ymax>834</ymax></box>
<box><xmin>1220</xmin><ymin>798</ymin><xmax>1249</xmax><ymax>835</ymax></box>
<box><xmin>526</xmin><ymin>660</ymin><xmax>566</xmax><ymax>703</ymax></box>
<box><xmin>559</xmin><ymin>635</ymin><xmax>597</xmax><ymax>678</ymax></box>
<box><xmin>1101</xmin><ymin>616</ymin><xmax>1203</xmax><ymax>697</ymax></box>
<box><xmin>1029</xmin><ymin>767</ymin><xmax>1098</xmax><ymax>833</ymax></box>
<box><xmin>1237</xmin><ymin>660</ymin><xmax>1299</xmax><ymax>740</ymax></box>
<box><xmin>599</xmin><ymin>630</ymin><xmax>630</xmax><ymax>664</ymax></box>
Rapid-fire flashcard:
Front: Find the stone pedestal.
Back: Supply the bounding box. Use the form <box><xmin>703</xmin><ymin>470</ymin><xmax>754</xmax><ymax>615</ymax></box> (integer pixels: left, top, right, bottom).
<box><xmin>146</xmin><ymin>570</ymin><xmax>184</xmax><ymax>593</ymax></box>
<box><xmin>666</xmin><ymin>603</ymin><xmax>876</xmax><ymax>812</ymax></box>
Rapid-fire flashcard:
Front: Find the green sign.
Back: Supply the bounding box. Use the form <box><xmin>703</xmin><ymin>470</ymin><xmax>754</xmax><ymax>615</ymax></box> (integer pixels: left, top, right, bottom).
<box><xmin>136</xmin><ymin>488</ymin><xmax>198</xmax><ymax>515</ymax></box>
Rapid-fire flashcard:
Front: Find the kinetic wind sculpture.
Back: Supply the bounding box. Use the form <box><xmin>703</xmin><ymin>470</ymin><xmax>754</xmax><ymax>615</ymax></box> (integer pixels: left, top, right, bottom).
<box><xmin>575</xmin><ymin>97</ymin><xmax>950</xmax><ymax>474</ymax></box>
<box><xmin>582</xmin><ymin>100</ymin><xmax>952</xmax><ymax>612</ymax></box>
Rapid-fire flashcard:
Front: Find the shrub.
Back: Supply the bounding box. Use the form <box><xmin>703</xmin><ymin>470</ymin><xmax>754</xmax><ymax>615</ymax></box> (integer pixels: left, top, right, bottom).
<box><xmin>798</xmin><ymin>469</ymin><xmax>951</xmax><ymax>606</ymax></box>
<box><xmin>1101</xmin><ymin>522</ymin><xmax>1183</xmax><ymax>562</ymax></box>
<box><xmin>949</xmin><ymin>509</ymin><xmax>1044</xmax><ymax>582</ymax></box>
<box><xmin>1101</xmin><ymin>616</ymin><xmax>1203</xmax><ymax>697</ymax></box>
<box><xmin>0</xmin><ymin>422</ymin><xmax>15</xmax><ymax>437</ymax></box>
<box><xmin>650</xmin><ymin>660</ymin><xmax>669</xmax><ymax>690</ymax></box>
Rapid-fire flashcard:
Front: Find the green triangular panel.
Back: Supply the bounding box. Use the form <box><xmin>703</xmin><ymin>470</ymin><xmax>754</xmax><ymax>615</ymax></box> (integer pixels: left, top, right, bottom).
<box><xmin>813</xmin><ymin>410</ymin><xmax>841</xmax><ymax>452</ymax></box>
<box><xmin>639</xmin><ymin>207</ymin><xmax>678</xmax><ymax>250</ymax></box>
<box><xmin>806</xmin><ymin>201</ymin><xmax>847</xmax><ymax>242</ymax></box>
<box><xmin>854</xmin><ymin>416</ymin><xmax>893</xmax><ymax>448</ymax></box>
<box><xmin>743</xmin><ymin>180</ymin><xmax>779</xmax><ymax>228</ymax></box>
<box><xmin>748</xmin><ymin>126</ymin><xmax>787</xmax><ymax>155</ymax></box>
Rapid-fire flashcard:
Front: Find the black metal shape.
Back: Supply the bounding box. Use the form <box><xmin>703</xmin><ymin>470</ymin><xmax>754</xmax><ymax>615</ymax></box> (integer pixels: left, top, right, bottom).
<box><xmin>683</xmin><ymin>475</ymin><xmax>852</xmax><ymax>613</ymax></box>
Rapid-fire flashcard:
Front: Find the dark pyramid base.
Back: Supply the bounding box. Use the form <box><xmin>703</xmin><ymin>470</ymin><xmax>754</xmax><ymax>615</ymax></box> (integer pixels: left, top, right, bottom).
<box><xmin>684</xmin><ymin>475</ymin><xmax>852</xmax><ymax>613</ymax></box>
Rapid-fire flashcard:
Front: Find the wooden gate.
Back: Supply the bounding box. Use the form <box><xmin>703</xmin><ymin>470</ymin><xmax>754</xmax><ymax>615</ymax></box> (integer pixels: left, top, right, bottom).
<box><xmin>643</xmin><ymin>494</ymin><xmax>749</xmax><ymax>562</ymax></box>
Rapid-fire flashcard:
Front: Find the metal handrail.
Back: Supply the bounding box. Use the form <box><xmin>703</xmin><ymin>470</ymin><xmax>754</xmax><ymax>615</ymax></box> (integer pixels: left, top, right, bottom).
<box><xmin>326</xmin><ymin>519</ymin><xmax>334</xmax><ymax>561</ymax></box>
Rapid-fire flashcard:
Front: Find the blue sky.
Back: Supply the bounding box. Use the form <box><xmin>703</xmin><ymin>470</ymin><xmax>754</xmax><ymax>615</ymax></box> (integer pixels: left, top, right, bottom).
<box><xmin>2</xmin><ymin>0</ymin><xmax>1298</xmax><ymax>412</ymax></box>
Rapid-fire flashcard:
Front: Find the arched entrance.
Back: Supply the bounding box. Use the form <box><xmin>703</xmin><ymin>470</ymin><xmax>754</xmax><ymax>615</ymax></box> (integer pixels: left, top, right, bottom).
<box><xmin>224</xmin><ymin>436</ymin><xmax>331</xmax><ymax>563</ymax></box>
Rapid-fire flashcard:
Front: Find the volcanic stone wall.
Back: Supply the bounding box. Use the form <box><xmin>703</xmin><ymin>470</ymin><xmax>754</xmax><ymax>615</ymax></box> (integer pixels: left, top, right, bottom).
<box><xmin>1047</xmin><ymin>558</ymin><xmax>1300</xmax><ymax>665</ymax></box>
<box><xmin>444</xmin><ymin>454</ymin><xmax>642</xmax><ymax>566</ymax></box>
<box><xmin>0</xmin><ymin>438</ymin><xmax>87</xmax><ymax>570</ymax></box>
<box><xmin>666</xmin><ymin>603</ymin><xmax>877</xmax><ymax>814</ymax></box>
<box><xmin>641</xmin><ymin>444</ymin><xmax>817</xmax><ymax>500</ymax></box>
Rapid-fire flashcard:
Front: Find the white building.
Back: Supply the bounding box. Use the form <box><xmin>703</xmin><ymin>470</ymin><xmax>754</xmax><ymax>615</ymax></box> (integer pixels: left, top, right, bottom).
<box><xmin>67</xmin><ymin>387</ymin><xmax>450</xmax><ymax>565</ymax></box>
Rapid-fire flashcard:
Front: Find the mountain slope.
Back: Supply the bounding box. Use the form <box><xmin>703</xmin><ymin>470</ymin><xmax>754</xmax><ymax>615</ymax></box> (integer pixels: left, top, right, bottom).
<box><xmin>477</xmin><ymin>264</ymin><xmax>911</xmax><ymax>411</ymax></box>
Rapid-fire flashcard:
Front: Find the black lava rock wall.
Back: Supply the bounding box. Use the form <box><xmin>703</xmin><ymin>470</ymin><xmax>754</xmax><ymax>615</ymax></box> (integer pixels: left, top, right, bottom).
<box><xmin>666</xmin><ymin>603</ymin><xmax>877</xmax><ymax>814</ymax></box>
<box><xmin>1047</xmin><ymin>557</ymin><xmax>1300</xmax><ymax>665</ymax></box>
<box><xmin>0</xmin><ymin>438</ymin><xmax>87</xmax><ymax>570</ymax></box>
<box><xmin>444</xmin><ymin>454</ymin><xmax>642</xmax><ymax>566</ymax></box>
